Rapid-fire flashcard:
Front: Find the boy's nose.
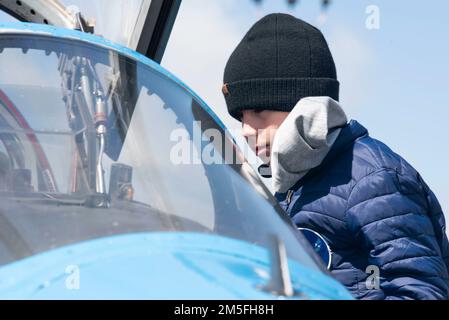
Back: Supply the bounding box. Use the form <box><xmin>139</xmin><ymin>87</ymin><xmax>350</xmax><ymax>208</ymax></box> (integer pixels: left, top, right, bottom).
<box><xmin>241</xmin><ymin>122</ymin><xmax>258</xmax><ymax>142</ymax></box>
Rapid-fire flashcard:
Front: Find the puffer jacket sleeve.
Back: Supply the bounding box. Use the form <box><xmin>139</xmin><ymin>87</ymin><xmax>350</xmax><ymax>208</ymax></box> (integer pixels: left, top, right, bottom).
<box><xmin>345</xmin><ymin>168</ymin><xmax>449</xmax><ymax>300</ymax></box>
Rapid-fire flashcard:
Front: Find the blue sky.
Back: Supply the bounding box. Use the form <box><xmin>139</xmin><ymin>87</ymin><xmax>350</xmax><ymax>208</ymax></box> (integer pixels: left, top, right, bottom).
<box><xmin>162</xmin><ymin>0</ymin><xmax>449</xmax><ymax>218</ymax></box>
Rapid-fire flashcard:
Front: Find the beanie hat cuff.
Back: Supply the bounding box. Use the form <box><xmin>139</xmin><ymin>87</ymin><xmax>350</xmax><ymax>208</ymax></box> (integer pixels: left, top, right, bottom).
<box><xmin>223</xmin><ymin>77</ymin><xmax>340</xmax><ymax>121</ymax></box>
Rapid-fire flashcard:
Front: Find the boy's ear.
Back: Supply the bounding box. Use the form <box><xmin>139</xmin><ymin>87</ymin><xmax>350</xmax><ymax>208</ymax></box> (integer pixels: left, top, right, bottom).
<box><xmin>222</xmin><ymin>84</ymin><xmax>230</xmax><ymax>96</ymax></box>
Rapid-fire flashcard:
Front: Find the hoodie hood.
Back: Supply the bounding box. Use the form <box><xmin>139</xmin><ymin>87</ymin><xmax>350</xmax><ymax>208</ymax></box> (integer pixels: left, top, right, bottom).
<box><xmin>270</xmin><ymin>97</ymin><xmax>347</xmax><ymax>193</ymax></box>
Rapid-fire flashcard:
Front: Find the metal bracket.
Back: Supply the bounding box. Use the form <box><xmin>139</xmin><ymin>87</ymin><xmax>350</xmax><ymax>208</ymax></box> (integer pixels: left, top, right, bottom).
<box><xmin>0</xmin><ymin>0</ymin><xmax>75</xmax><ymax>28</ymax></box>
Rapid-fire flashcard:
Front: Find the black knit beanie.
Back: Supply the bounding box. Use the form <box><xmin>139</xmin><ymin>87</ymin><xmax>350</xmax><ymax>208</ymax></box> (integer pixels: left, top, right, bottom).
<box><xmin>223</xmin><ymin>13</ymin><xmax>339</xmax><ymax>121</ymax></box>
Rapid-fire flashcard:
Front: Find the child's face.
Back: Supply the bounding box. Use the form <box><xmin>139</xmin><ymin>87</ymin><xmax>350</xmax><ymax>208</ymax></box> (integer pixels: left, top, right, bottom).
<box><xmin>241</xmin><ymin>109</ymin><xmax>289</xmax><ymax>164</ymax></box>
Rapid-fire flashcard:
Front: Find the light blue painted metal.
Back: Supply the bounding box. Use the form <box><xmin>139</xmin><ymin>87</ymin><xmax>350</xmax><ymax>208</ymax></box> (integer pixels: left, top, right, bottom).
<box><xmin>0</xmin><ymin>232</ymin><xmax>353</xmax><ymax>299</ymax></box>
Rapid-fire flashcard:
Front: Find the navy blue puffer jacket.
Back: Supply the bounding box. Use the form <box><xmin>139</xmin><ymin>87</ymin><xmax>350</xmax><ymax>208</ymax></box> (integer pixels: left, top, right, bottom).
<box><xmin>275</xmin><ymin>120</ymin><xmax>449</xmax><ymax>299</ymax></box>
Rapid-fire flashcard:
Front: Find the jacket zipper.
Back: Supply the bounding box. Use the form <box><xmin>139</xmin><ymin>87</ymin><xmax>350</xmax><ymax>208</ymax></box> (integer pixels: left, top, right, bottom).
<box><xmin>285</xmin><ymin>189</ymin><xmax>294</xmax><ymax>211</ymax></box>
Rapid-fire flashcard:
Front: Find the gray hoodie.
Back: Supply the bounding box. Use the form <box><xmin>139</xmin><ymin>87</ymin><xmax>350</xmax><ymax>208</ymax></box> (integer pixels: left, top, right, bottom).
<box><xmin>270</xmin><ymin>97</ymin><xmax>348</xmax><ymax>193</ymax></box>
